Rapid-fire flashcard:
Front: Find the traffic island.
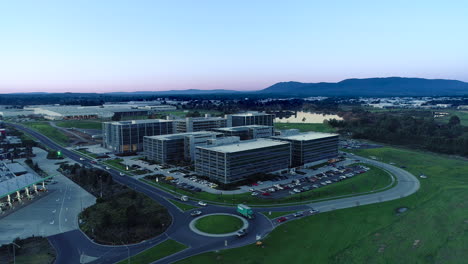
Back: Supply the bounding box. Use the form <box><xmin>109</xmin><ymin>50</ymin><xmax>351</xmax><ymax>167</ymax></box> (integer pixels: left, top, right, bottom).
<box><xmin>190</xmin><ymin>213</ymin><xmax>249</xmax><ymax>237</ymax></box>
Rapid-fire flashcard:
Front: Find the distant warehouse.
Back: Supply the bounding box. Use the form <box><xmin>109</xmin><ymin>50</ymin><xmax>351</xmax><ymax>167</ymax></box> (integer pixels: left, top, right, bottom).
<box><xmin>271</xmin><ymin>131</ymin><xmax>339</xmax><ymax>167</ymax></box>
<box><xmin>102</xmin><ymin>119</ymin><xmax>173</xmax><ymax>153</ymax></box>
<box><xmin>195</xmin><ymin>138</ymin><xmax>291</xmax><ymax>184</ymax></box>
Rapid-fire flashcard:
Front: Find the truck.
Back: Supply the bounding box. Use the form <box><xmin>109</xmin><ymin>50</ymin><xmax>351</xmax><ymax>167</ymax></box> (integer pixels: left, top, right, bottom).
<box><xmin>237</xmin><ymin>204</ymin><xmax>255</xmax><ymax>219</ymax></box>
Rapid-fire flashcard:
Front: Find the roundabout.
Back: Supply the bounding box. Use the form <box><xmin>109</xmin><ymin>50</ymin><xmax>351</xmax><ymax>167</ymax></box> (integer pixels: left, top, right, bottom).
<box><xmin>189</xmin><ymin>213</ymin><xmax>249</xmax><ymax>237</ymax></box>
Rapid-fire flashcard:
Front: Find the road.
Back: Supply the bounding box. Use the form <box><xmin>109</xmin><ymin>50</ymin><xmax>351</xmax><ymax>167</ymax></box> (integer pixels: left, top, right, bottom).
<box><xmin>9</xmin><ymin>123</ymin><xmax>420</xmax><ymax>264</ymax></box>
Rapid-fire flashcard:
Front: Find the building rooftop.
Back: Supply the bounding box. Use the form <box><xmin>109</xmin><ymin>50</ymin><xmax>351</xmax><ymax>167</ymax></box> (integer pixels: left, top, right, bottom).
<box><xmin>174</xmin><ymin>116</ymin><xmax>226</xmax><ymax>122</ymax></box>
<box><xmin>273</xmin><ymin>132</ymin><xmax>338</xmax><ymax>141</ymax></box>
<box><xmin>105</xmin><ymin>119</ymin><xmax>172</xmax><ymax>125</ymax></box>
<box><xmin>214</xmin><ymin>125</ymin><xmax>272</xmax><ymax>132</ymax></box>
<box><xmin>145</xmin><ymin>131</ymin><xmax>221</xmax><ymax>140</ymax></box>
<box><xmin>230</xmin><ymin>112</ymin><xmax>273</xmax><ymax>117</ymax></box>
<box><xmin>197</xmin><ymin>138</ymin><xmax>289</xmax><ymax>153</ymax></box>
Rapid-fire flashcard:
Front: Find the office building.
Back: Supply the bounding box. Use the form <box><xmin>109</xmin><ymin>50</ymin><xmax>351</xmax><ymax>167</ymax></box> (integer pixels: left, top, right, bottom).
<box><xmin>195</xmin><ymin>138</ymin><xmax>291</xmax><ymax>184</ymax></box>
<box><xmin>227</xmin><ymin>112</ymin><xmax>275</xmax><ymax>127</ymax></box>
<box><xmin>144</xmin><ymin>131</ymin><xmax>222</xmax><ymax>163</ymax></box>
<box><xmin>271</xmin><ymin>131</ymin><xmax>339</xmax><ymax>167</ymax></box>
<box><xmin>102</xmin><ymin>119</ymin><xmax>173</xmax><ymax>153</ymax></box>
<box><xmin>173</xmin><ymin>117</ymin><xmax>228</xmax><ymax>133</ymax></box>
<box><xmin>212</xmin><ymin>125</ymin><xmax>273</xmax><ymax>140</ymax></box>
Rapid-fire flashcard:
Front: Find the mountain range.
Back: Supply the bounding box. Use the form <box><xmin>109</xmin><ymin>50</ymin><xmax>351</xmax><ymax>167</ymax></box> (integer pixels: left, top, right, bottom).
<box><xmin>259</xmin><ymin>77</ymin><xmax>468</xmax><ymax>96</ymax></box>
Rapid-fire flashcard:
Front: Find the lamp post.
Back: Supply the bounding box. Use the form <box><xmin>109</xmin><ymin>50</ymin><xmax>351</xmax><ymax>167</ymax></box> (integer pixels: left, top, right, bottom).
<box><xmin>12</xmin><ymin>242</ymin><xmax>21</xmax><ymax>264</ymax></box>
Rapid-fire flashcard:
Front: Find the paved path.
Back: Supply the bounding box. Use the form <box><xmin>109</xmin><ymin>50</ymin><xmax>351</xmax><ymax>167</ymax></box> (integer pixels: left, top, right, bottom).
<box><xmin>8</xmin><ymin>123</ymin><xmax>420</xmax><ymax>264</ymax></box>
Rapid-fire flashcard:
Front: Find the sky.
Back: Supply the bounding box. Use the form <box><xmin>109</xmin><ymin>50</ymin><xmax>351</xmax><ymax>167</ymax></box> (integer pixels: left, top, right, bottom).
<box><xmin>0</xmin><ymin>0</ymin><xmax>467</xmax><ymax>93</ymax></box>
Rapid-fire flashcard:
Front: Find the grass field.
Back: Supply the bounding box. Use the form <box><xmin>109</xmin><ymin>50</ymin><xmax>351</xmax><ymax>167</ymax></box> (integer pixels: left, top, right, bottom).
<box><xmin>142</xmin><ymin>164</ymin><xmax>391</xmax><ymax>206</ymax></box>
<box><xmin>274</xmin><ymin>123</ymin><xmax>336</xmax><ymax>133</ymax></box>
<box><xmin>23</xmin><ymin>121</ymin><xmax>69</xmax><ymax>146</ymax></box>
<box><xmin>176</xmin><ymin>147</ymin><xmax>468</xmax><ymax>264</ymax></box>
<box><xmin>117</xmin><ymin>239</ymin><xmax>187</xmax><ymax>264</ymax></box>
<box><xmin>195</xmin><ymin>215</ymin><xmax>244</xmax><ymax>234</ymax></box>
<box><xmin>0</xmin><ymin>237</ymin><xmax>56</xmax><ymax>264</ymax></box>
<box><xmin>169</xmin><ymin>199</ymin><xmax>200</xmax><ymax>211</ymax></box>
<box><xmin>434</xmin><ymin>110</ymin><xmax>468</xmax><ymax>126</ymax></box>
<box><xmin>55</xmin><ymin>120</ymin><xmax>103</xmax><ymax>130</ymax></box>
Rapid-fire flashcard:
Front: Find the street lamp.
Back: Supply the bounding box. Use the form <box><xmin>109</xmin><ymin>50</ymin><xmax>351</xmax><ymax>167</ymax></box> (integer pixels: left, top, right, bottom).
<box><xmin>12</xmin><ymin>242</ymin><xmax>20</xmax><ymax>264</ymax></box>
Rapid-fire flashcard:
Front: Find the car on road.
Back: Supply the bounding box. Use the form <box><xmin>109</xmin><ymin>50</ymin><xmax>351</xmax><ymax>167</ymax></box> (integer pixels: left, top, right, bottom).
<box><xmin>198</xmin><ymin>201</ymin><xmax>207</xmax><ymax>206</ymax></box>
<box><xmin>261</xmin><ymin>192</ymin><xmax>271</xmax><ymax>196</ymax></box>
<box><xmin>309</xmin><ymin>209</ymin><xmax>319</xmax><ymax>214</ymax></box>
<box><xmin>293</xmin><ymin>211</ymin><xmax>304</xmax><ymax>217</ymax></box>
<box><xmin>236</xmin><ymin>228</ymin><xmax>247</xmax><ymax>237</ymax></box>
<box><xmin>191</xmin><ymin>210</ymin><xmax>202</xmax><ymax>217</ymax></box>
<box><xmin>79</xmin><ymin>158</ymin><xmax>85</xmax><ymax>161</ymax></box>
<box><xmin>276</xmin><ymin>217</ymin><xmax>287</xmax><ymax>223</ymax></box>
<box><xmin>105</xmin><ymin>166</ymin><xmax>110</xmax><ymax>170</ymax></box>
<box><xmin>119</xmin><ymin>172</ymin><xmax>125</xmax><ymax>176</ymax></box>
<box><xmin>293</xmin><ymin>188</ymin><xmax>301</xmax><ymax>193</ymax></box>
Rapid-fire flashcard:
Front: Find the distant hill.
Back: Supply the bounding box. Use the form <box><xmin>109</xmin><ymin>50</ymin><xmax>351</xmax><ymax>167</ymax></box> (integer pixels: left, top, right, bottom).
<box><xmin>260</xmin><ymin>77</ymin><xmax>468</xmax><ymax>96</ymax></box>
<box><xmin>106</xmin><ymin>89</ymin><xmax>241</xmax><ymax>95</ymax></box>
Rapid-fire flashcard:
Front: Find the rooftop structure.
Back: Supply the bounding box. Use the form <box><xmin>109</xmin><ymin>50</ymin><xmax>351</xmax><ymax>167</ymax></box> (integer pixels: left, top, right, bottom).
<box><xmin>212</xmin><ymin>125</ymin><xmax>273</xmax><ymax>140</ymax></box>
<box><xmin>173</xmin><ymin>116</ymin><xmax>228</xmax><ymax>133</ymax></box>
<box><xmin>144</xmin><ymin>131</ymin><xmax>222</xmax><ymax>163</ymax></box>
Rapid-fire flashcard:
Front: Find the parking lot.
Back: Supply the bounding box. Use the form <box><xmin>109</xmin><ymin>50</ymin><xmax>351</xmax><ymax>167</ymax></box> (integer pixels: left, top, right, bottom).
<box><xmin>251</xmin><ymin>164</ymin><xmax>370</xmax><ymax>199</ymax></box>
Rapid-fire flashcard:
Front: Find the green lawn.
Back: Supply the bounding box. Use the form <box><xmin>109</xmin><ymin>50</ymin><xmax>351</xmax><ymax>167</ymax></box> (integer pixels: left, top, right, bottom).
<box><xmin>262</xmin><ymin>211</ymin><xmax>297</xmax><ymax>219</ymax></box>
<box><xmin>168</xmin><ymin>199</ymin><xmax>200</xmax><ymax>211</ymax></box>
<box><xmin>23</xmin><ymin>121</ymin><xmax>70</xmax><ymax>146</ymax></box>
<box><xmin>141</xmin><ymin>164</ymin><xmax>391</xmax><ymax>206</ymax></box>
<box><xmin>195</xmin><ymin>215</ymin><xmax>244</xmax><ymax>234</ymax></box>
<box><xmin>117</xmin><ymin>239</ymin><xmax>187</xmax><ymax>264</ymax></box>
<box><xmin>103</xmin><ymin>159</ymin><xmax>128</xmax><ymax>171</ymax></box>
<box><xmin>76</xmin><ymin>149</ymin><xmax>99</xmax><ymax>158</ymax></box>
<box><xmin>274</xmin><ymin>123</ymin><xmax>336</xmax><ymax>133</ymax></box>
<box><xmin>55</xmin><ymin>120</ymin><xmax>103</xmax><ymax>130</ymax></box>
<box><xmin>176</xmin><ymin>147</ymin><xmax>468</xmax><ymax>264</ymax></box>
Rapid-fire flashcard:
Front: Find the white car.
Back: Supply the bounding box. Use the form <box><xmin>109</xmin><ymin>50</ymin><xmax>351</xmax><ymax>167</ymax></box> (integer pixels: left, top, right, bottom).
<box><xmin>105</xmin><ymin>166</ymin><xmax>110</xmax><ymax>170</ymax></box>
<box><xmin>249</xmin><ymin>188</ymin><xmax>255</xmax><ymax>192</ymax></box>
<box><xmin>79</xmin><ymin>158</ymin><xmax>85</xmax><ymax>161</ymax></box>
<box><xmin>119</xmin><ymin>172</ymin><xmax>125</xmax><ymax>176</ymax></box>
<box><xmin>198</xmin><ymin>201</ymin><xmax>207</xmax><ymax>206</ymax></box>
<box><xmin>293</xmin><ymin>188</ymin><xmax>301</xmax><ymax>193</ymax></box>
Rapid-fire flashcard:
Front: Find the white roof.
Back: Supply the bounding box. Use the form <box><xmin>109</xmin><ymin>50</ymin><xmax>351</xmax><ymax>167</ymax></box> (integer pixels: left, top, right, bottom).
<box><xmin>0</xmin><ymin>173</ymin><xmax>44</xmax><ymax>198</ymax></box>
<box><xmin>106</xmin><ymin>119</ymin><xmax>172</xmax><ymax>125</ymax></box>
<box><xmin>197</xmin><ymin>138</ymin><xmax>289</xmax><ymax>153</ymax></box>
<box><xmin>274</xmin><ymin>132</ymin><xmax>338</xmax><ymax>141</ymax></box>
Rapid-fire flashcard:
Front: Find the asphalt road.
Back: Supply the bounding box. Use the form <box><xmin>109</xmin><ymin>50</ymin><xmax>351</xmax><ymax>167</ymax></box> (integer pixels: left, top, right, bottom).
<box><xmin>9</xmin><ymin>123</ymin><xmax>420</xmax><ymax>264</ymax></box>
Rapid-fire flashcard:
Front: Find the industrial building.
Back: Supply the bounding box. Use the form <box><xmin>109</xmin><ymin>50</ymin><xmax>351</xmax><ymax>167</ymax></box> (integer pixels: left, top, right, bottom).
<box><xmin>195</xmin><ymin>138</ymin><xmax>291</xmax><ymax>184</ymax></box>
<box><xmin>173</xmin><ymin>116</ymin><xmax>228</xmax><ymax>133</ymax></box>
<box><xmin>211</xmin><ymin>125</ymin><xmax>273</xmax><ymax>140</ymax></box>
<box><xmin>143</xmin><ymin>131</ymin><xmax>222</xmax><ymax>163</ymax></box>
<box><xmin>227</xmin><ymin>112</ymin><xmax>275</xmax><ymax>127</ymax></box>
<box><xmin>271</xmin><ymin>131</ymin><xmax>339</xmax><ymax>167</ymax></box>
<box><xmin>102</xmin><ymin>119</ymin><xmax>173</xmax><ymax>153</ymax></box>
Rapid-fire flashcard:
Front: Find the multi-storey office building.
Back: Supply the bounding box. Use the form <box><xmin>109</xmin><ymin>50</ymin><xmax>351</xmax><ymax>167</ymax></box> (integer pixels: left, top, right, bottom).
<box><xmin>173</xmin><ymin>117</ymin><xmax>228</xmax><ymax>133</ymax></box>
<box><xmin>227</xmin><ymin>112</ymin><xmax>275</xmax><ymax>127</ymax></box>
<box><xmin>195</xmin><ymin>138</ymin><xmax>291</xmax><ymax>184</ymax></box>
<box><xmin>271</xmin><ymin>132</ymin><xmax>339</xmax><ymax>167</ymax></box>
<box><xmin>144</xmin><ymin>131</ymin><xmax>222</xmax><ymax>163</ymax></box>
<box><xmin>102</xmin><ymin>119</ymin><xmax>173</xmax><ymax>153</ymax></box>
<box><xmin>212</xmin><ymin>125</ymin><xmax>273</xmax><ymax>140</ymax></box>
